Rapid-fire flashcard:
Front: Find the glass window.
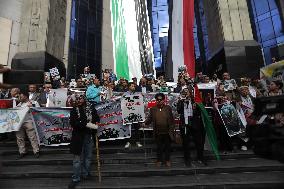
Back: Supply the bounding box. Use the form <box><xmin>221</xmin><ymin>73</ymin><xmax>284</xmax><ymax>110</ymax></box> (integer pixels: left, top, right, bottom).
<box><xmin>258</xmin><ymin>18</ymin><xmax>275</xmax><ymax>41</ymax></box>
<box><xmin>262</xmin><ymin>38</ymin><xmax>277</xmax><ymax>48</ymax></box>
<box><xmin>79</xmin><ymin>6</ymin><xmax>88</xmax><ymax>26</ymax></box>
<box><xmin>276</xmin><ymin>36</ymin><xmax>284</xmax><ymax>43</ymax></box>
<box><xmin>77</xmin><ymin>29</ymin><xmax>87</xmax><ymax>50</ymax></box>
<box><xmin>268</xmin><ymin>0</ymin><xmax>277</xmax><ymax>10</ymax></box>
<box><xmin>272</xmin><ymin>15</ymin><xmax>284</xmax><ymax>37</ymax></box>
<box><xmin>254</xmin><ymin>0</ymin><xmax>270</xmax><ymax>16</ymax></box>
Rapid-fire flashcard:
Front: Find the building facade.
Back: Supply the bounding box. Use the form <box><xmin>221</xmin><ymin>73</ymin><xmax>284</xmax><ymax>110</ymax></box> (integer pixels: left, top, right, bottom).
<box><xmin>68</xmin><ymin>0</ymin><xmax>103</xmax><ymax>79</ymax></box>
<box><xmin>0</xmin><ymin>0</ymin><xmax>70</xmax><ymax>79</ymax></box>
<box><xmin>248</xmin><ymin>0</ymin><xmax>284</xmax><ymax>64</ymax></box>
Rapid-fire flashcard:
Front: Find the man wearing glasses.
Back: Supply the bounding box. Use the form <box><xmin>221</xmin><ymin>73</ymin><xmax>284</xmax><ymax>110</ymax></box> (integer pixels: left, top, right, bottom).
<box><xmin>145</xmin><ymin>93</ymin><xmax>174</xmax><ymax>167</ymax></box>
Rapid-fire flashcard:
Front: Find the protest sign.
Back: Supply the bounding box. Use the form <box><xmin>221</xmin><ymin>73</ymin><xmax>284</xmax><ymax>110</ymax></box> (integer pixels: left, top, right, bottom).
<box><xmin>197</xmin><ymin>83</ymin><xmax>216</xmax><ymax>108</ymax></box>
<box><xmin>47</xmin><ymin>88</ymin><xmax>68</xmax><ymax>107</ymax></box>
<box><xmin>223</xmin><ymin>79</ymin><xmax>237</xmax><ymax>92</ymax></box>
<box><xmin>49</xmin><ymin>67</ymin><xmax>60</xmax><ymax>77</ymax></box>
<box><xmin>121</xmin><ymin>94</ymin><xmax>145</xmax><ymax>125</ymax></box>
<box><xmin>0</xmin><ymin>107</ymin><xmax>29</xmax><ymax>133</ymax></box>
<box><xmin>95</xmin><ymin>97</ymin><xmax>131</xmax><ymax>141</ymax></box>
<box><xmin>31</xmin><ymin>108</ymin><xmax>72</xmax><ymax>146</ymax></box>
<box><xmin>218</xmin><ymin>103</ymin><xmax>246</xmax><ymax>137</ymax></box>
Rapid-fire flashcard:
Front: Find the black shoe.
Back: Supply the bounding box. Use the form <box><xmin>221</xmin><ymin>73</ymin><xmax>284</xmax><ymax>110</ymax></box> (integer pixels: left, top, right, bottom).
<box><xmin>17</xmin><ymin>153</ymin><xmax>27</xmax><ymax>160</ymax></box>
<box><xmin>68</xmin><ymin>181</ymin><xmax>79</xmax><ymax>189</ymax></box>
<box><xmin>34</xmin><ymin>152</ymin><xmax>40</xmax><ymax>158</ymax></box>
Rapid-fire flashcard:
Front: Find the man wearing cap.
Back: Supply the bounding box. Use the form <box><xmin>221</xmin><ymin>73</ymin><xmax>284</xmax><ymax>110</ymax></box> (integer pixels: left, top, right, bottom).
<box><xmin>16</xmin><ymin>90</ymin><xmax>40</xmax><ymax>159</ymax></box>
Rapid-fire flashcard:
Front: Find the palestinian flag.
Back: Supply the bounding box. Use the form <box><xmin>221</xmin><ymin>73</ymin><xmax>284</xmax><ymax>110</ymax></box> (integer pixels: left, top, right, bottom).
<box><xmin>111</xmin><ymin>0</ymin><xmax>143</xmax><ymax>81</ymax></box>
<box><xmin>194</xmin><ymin>85</ymin><xmax>220</xmax><ymax>160</ymax></box>
<box><xmin>172</xmin><ymin>0</ymin><xmax>196</xmax><ymax>80</ymax></box>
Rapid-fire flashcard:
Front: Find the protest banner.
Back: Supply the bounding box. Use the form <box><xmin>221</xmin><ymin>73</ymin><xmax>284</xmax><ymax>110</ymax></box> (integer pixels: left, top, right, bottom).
<box><xmin>31</xmin><ymin>108</ymin><xmax>72</xmax><ymax>146</ymax></box>
<box><xmin>47</xmin><ymin>88</ymin><xmax>68</xmax><ymax>107</ymax></box>
<box><xmin>260</xmin><ymin>60</ymin><xmax>284</xmax><ymax>81</ymax></box>
<box><xmin>218</xmin><ymin>103</ymin><xmax>246</xmax><ymax>137</ymax></box>
<box><xmin>0</xmin><ymin>99</ymin><xmax>13</xmax><ymax>109</ymax></box>
<box><xmin>0</xmin><ymin>107</ymin><xmax>29</xmax><ymax>133</ymax></box>
<box><xmin>95</xmin><ymin>97</ymin><xmax>131</xmax><ymax>141</ymax></box>
<box><xmin>121</xmin><ymin>94</ymin><xmax>145</xmax><ymax>125</ymax></box>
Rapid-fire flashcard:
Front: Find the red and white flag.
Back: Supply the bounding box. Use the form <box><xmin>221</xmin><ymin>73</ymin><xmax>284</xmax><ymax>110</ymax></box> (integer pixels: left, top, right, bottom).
<box><xmin>172</xmin><ymin>0</ymin><xmax>195</xmax><ymax>80</ymax></box>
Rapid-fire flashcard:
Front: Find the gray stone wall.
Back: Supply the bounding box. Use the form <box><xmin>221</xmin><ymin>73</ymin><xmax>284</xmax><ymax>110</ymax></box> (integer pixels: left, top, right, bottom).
<box><xmin>18</xmin><ymin>0</ymin><xmax>67</xmax><ymax>63</ymax></box>
<box><xmin>0</xmin><ymin>0</ymin><xmax>24</xmax><ymax>66</ymax></box>
<box><xmin>46</xmin><ymin>0</ymin><xmax>67</xmax><ymax>62</ymax></box>
<box><xmin>102</xmin><ymin>0</ymin><xmax>114</xmax><ymax>71</ymax></box>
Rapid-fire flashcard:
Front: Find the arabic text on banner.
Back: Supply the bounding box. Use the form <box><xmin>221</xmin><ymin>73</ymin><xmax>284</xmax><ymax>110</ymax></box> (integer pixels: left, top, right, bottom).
<box><xmin>0</xmin><ymin>107</ymin><xmax>29</xmax><ymax>133</ymax></box>
<box><xmin>95</xmin><ymin>98</ymin><xmax>131</xmax><ymax>141</ymax></box>
<box><xmin>31</xmin><ymin>108</ymin><xmax>72</xmax><ymax>146</ymax></box>
<box><xmin>121</xmin><ymin>94</ymin><xmax>145</xmax><ymax>125</ymax></box>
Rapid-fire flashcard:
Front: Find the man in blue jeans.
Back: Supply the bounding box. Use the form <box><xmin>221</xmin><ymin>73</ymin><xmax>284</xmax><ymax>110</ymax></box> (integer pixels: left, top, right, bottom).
<box><xmin>68</xmin><ymin>95</ymin><xmax>100</xmax><ymax>189</ymax></box>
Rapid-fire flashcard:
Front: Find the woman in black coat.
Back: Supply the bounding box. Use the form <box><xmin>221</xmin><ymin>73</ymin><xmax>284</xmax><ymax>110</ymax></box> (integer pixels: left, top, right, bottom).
<box><xmin>68</xmin><ymin>95</ymin><xmax>100</xmax><ymax>189</ymax></box>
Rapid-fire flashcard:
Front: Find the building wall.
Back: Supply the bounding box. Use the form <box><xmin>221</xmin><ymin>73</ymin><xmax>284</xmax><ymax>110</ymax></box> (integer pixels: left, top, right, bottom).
<box><xmin>18</xmin><ymin>0</ymin><xmax>49</xmax><ymax>53</ymax></box>
<box><xmin>0</xmin><ymin>0</ymin><xmax>24</xmax><ymax>66</ymax></box>
<box><xmin>203</xmin><ymin>0</ymin><xmax>254</xmax><ymax>56</ymax></box>
<box><xmin>63</xmin><ymin>0</ymin><xmax>72</xmax><ymax>68</ymax></box>
<box><xmin>46</xmin><ymin>0</ymin><xmax>67</xmax><ymax>62</ymax></box>
<box><xmin>0</xmin><ymin>17</ymin><xmax>12</xmax><ymax>66</ymax></box>
<box><xmin>18</xmin><ymin>0</ymin><xmax>67</xmax><ymax>63</ymax></box>
<box><xmin>248</xmin><ymin>0</ymin><xmax>284</xmax><ymax>65</ymax></box>
<box><xmin>203</xmin><ymin>0</ymin><xmax>223</xmax><ymax>56</ymax></box>
<box><xmin>218</xmin><ymin>0</ymin><xmax>253</xmax><ymax>41</ymax></box>
<box><xmin>102</xmin><ymin>0</ymin><xmax>114</xmax><ymax>71</ymax></box>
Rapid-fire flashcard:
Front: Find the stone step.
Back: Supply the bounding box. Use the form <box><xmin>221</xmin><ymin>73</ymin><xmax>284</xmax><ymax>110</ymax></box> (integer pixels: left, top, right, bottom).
<box><xmin>1</xmin><ymin>171</ymin><xmax>284</xmax><ymax>189</ymax></box>
<box><xmin>1</xmin><ymin>151</ymin><xmax>257</xmax><ymax>166</ymax></box>
<box><xmin>1</xmin><ymin>158</ymin><xmax>284</xmax><ymax>179</ymax></box>
<box><xmin>0</xmin><ymin>144</ymin><xmax>183</xmax><ymax>156</ymax></box>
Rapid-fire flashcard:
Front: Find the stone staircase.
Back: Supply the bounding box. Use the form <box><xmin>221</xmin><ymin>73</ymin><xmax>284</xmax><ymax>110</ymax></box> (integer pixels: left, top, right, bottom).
<box><xmin>0</xmin><ymin>139</ymin><xmax>284</xmax><ymax>189</ymax></box>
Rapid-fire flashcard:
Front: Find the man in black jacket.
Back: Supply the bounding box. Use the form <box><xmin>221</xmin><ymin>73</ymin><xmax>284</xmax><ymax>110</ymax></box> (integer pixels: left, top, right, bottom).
<box><xmin>68</xmin><ymin>95</ymin><xmax>100</xmax><ymax>189</ymax></box>
<box><xmin>177</xmin><ymin>88</ymin><xmax>207</xmax><ymax>167</ymax></box>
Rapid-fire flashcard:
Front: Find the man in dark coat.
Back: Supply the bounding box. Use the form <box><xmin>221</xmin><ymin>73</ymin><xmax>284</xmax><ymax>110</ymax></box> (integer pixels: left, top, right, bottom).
<box><xmin>177</xmin><ymin>88</ymin><xmax>194</xmax><ymax>167</ymax></box>
<box><xmin>68</xmin><ymin>95</ymin><xmax>100</xmax><ymax>189</ymax></box>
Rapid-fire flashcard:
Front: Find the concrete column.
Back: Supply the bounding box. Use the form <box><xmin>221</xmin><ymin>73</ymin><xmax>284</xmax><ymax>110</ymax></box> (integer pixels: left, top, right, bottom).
<box><xmin>102</xmin><ymin>0</ymin><xmax>114</xmax><ymax>71</ymax></box>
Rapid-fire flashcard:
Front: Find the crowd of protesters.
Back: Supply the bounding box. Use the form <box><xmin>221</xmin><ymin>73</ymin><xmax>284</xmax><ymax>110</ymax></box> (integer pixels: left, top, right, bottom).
<box><xmin>1</xmin><ymin>65</ymin><xmax>284</xmax><ymax>188</ymax></box>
